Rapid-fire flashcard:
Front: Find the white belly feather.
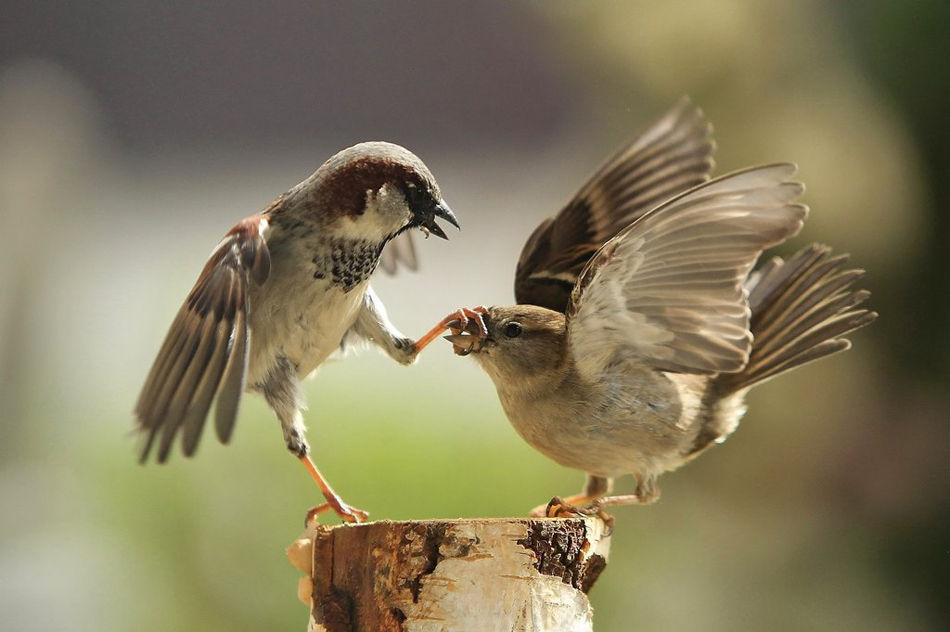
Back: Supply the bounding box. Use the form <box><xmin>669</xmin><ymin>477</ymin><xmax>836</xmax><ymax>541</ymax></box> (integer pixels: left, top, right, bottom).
<box><xmin>246</xmin><ymin>235</ymin><xmax>370</xmax><ymax>385</ymax></box>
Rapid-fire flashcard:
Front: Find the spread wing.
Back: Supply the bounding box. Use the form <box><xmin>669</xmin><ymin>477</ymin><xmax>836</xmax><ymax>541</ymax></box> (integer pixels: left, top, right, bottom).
<box><xmin>565</xmin><ymin>164</ymin><xmax>807</xmax><ymax>380</ymax></box>
<box><xmin>514</xmin><ymin>98</ymin><xmax>716</xmax><ymax>313</ymax></box>
<box><xmin>378</xmin><ymin>232</ymin><xmax>418</xmax><ymax>275</ymax></box>
<box><xmin>135</xmin><ymin>215</ymin><xmax>270</xmax><ymax>463</ymax></box>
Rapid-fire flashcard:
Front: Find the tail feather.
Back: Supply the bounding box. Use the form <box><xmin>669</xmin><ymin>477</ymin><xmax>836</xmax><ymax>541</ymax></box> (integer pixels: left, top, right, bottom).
<box><xmin>717</xmin><ymin>244</ymin><xmax>877</xmax><ymax>394</ymax></box>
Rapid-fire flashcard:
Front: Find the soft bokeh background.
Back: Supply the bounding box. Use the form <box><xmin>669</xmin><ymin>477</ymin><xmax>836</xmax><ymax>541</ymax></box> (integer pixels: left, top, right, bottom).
<box><xmin>1</xmin><ymin>2</ymin><xmax>947</xmax><ymax>630</ymax></box>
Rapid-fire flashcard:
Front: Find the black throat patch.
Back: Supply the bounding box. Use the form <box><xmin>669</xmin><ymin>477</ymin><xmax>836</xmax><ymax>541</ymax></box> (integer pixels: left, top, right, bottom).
<box><xmin>311</xmin><ymin>237</ymin><xmax>383</xmax><ymax>291</ymax></box>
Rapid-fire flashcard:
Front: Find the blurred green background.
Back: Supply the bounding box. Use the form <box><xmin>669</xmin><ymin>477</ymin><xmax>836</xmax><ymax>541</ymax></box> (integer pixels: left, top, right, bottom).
<box><xmin>1</xmin><ymin>2</ymin><xmax>947</xmax><ymax>630</ymax></box>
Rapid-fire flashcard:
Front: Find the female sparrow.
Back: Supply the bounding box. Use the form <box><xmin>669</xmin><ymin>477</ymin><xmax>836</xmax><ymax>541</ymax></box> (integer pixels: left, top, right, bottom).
<box><xmin>419</xmin><ymin>103</ymin><xmax>875</xmax><ymax>517</ymax></box>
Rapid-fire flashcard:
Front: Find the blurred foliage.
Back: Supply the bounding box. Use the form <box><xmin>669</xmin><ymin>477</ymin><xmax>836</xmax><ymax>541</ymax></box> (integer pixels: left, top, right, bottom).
<box><xmin>0</xmin><ymin>2</ymin><xmax>946</xmax><ymax>631</ymax></box>
<box><xmin>844</xmin><ymin>0</ymin><xmax>950</xmax><ymax>381</ymax></box>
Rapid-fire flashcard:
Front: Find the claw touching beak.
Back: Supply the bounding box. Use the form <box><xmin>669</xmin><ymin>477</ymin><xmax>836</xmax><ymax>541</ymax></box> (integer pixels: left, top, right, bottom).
<box><xmin>419</xmin><ymin>201</ymin><xmax>459</xmax><ymax>240</ymax></box>
<box><xmin>443</xmin><ymin>316</ymin><xmax>488</xmax><ymax>356</ymax></box>
<box><xmin>412</xmin><ymin>306</ymin><xmax>488</xmax><ymax>356</ymax></box>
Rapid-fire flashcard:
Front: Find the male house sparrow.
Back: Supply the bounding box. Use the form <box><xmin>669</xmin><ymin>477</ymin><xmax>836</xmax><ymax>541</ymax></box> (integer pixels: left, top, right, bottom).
<box><xmin>135</xmin><ymin>142</ymin><xmax>458</xmax><ymax>523</ymax></box>
<box><xmin>426</xmin><ymin>102</ymin><xmax>876</xmax><ymax>516</ymax></box>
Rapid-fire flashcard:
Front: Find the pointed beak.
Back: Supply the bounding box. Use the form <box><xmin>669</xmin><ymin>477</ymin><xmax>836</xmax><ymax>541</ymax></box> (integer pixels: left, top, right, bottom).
<box><xmin>419</xmin><ymin>201</ymin><xmax>459</xmax><ymax>240</ymax></box>
<box><xmin>443</xmin><ymin>333</ymin><xmax>476</xmax><ymax>355</ymax></box>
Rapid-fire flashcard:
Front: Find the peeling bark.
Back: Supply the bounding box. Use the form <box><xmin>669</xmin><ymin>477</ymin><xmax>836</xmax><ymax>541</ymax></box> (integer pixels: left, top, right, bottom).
<box><xmin>288</xmin><ymin>518</ymin><xmax>611</xmax><ymax>632</ymax></box>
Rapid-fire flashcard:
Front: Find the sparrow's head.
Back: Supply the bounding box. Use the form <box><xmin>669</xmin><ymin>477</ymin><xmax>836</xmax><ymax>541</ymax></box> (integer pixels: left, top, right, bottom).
<box><xmin>290</xmin><ymin>141</ymin><xmax>458</xmax><ymax>241</ymax></box>
<box><xmin>443</xmin><ymin>305</ymin><xmax>567</xmax><ymax>386</ymax></box>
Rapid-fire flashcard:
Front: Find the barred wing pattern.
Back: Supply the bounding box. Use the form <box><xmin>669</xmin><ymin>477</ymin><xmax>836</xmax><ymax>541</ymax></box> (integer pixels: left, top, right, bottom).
<box><xmin>566</xmin><ymin>164</ymin><xmax>808</xmax><ymax>380</ymax></box>
<box><xmin>135</xmin><ymin>215</ymin><xmax>270</xmax><ymax>462</ymax></box>
<box><xmin>515</xmin><ymin>98</ymin><xmax>716</xmax><ymax>313</ymax></box>
<box><xmin>717</xmin><ymin>244</ymin><xmax>878</xmax><ymax>392</ymax></box>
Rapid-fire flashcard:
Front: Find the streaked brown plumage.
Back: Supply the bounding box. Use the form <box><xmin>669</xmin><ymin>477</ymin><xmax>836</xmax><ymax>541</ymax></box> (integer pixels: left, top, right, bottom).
<box><xmin>515</xmin><ymin>97</ymin><xmax>715</xmax><ymax>313</ymax></box>
<box><xmin>135</xmin><ymin>141</ymin><xmax>459</xmax><ymax>523</ymax></box>
<box><xmin>433</xmin><ymin>102</ymin><xmax>876</xmax><ymax>516</ymax></box>
<box><xmin>137</xmin><ymin>215</ymin><xmax>271</xmax><ymax>461</ymax></box>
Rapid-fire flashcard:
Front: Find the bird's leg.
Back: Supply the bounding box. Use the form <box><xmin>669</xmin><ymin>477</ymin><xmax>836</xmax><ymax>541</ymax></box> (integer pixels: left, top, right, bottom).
<box><xmin>350</xmin><ymin>287</ymin><xmax>417</xmax><ymax>365</ymax></box>
<box><xmin>300</xmin><ymin>455</ymin><xmax>369</xmax><ymax>524</ymax></box>
<box><xmin>412</xmin><ymin>306</ymin><xmax>489</xmax><ymax>354</ymax></box>
<box><xmin>304</xmin><ymin>502</ymin><xmax>331</xmax><ymax>518</ymax></box>
<box><xmin>530</xmin><ymin>475</ymin><xmax>612</xmax><ymax>518</ymax></box>
<box><xmin>531</xmin><ymin>493</ymin><xmax>595</xmax><ymax>518</ymax></box>
<box><xmin>259</xmin><ymin>363</ymin><xmax>369</xmax><ymax>524</ymax></box>
<box><xmin>590</xmin><ymin>475</ymin><xmax>661</xmax><ymax>509</ymax></box>
<box><xmin>289</xmin><ymin>423</ymin><xmax>370</xmax><ymax>524</ymax></box>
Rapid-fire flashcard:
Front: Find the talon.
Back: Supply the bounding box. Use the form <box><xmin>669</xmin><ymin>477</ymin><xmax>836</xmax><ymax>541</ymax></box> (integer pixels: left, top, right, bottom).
<box><xmin>453</xmin><ymin>309</ymin><xmax>470</xmax><ymax>334</ymax></box>
<box><xmin>299</xmin><ymin>455</ymin><xmax>370</xmax><ymax>524</ymax></box>
<box><xmin>336</xmin><ymin>503</ymin><xmax>370</xmax><ymax>524</ymax></box>
<box><xmin>546</xmin><ymin>496</ymin><xmax>584</xmax><ymax>519</ymax></box>
<box><xmin>578</xmin><ymin>499</ymin><xmax>615</xmax><ymax>531</ymax></box>
<box><xmin>529</xmin><ymin>497</ymin><xmax>555</xmax><ymax>518</ymax></box>
<box><xmin>530</xmin><ymin>495</ymin><xmax>614</xmax><ymax>523</ymax></box>
<box><xmin>304</xmin><ymin>502</ymin><xmax>332</xmax><ymax>526</ymax></box>
<box><xmin>306</xmin><ymin>499</ymin><xmax>369</xmax><ymax>525</ymax></box>
<box><xmin>412</xmin><ymin>308</ymin><xmax>477</xmax><ymax>354</ymax></box>
<box><xmin>445</xmin><ymin>318</ymin><xmax>462</xmax><ymax>334</ymax></box>
<box><xmin>460</xmin><ymin>307</ymin><xmax>488</xmax><ymax>336</ymax></box>
<box><xmin>545</xmin><ymin>496</ymin><xmax>565</xmax><ymax>517</ymax></box>
<box><xmin>529</xmin><ymin>496</ymin><xmax>581</xmax><ymax>519</ymax></box>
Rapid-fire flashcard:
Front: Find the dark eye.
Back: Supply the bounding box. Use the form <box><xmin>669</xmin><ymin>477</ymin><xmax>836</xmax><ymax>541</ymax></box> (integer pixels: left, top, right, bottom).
<box><xmin>403</xmin><ymin>182</ymin><xmax>426</xmax><ymax>206</ymax></box>
<box><xmin>504</xmin><ymin>322</ymin><xmax>523</xmax><ymax>338</ymax></box>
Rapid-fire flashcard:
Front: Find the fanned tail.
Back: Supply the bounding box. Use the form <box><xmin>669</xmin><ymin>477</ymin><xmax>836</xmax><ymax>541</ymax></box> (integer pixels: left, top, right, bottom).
<box><xmin>684</xmin><ymin>244</ymin><xmax>877</xmax><ymax>459</ymax></box>
<box><xmin>717</xmin><ymin>243</ymin><xmax>877</xmax><ymax>395</ymax></box>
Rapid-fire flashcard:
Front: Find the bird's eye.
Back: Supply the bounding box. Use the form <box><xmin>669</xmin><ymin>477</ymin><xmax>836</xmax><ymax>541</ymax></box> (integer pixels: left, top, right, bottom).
<box><xmin>504</xmin><ymin>322</ymin><xmax>523</xmax><ymax>338</ymax></box>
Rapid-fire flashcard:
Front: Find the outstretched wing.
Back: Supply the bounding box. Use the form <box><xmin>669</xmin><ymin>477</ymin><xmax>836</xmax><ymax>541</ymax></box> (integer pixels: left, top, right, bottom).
<box><xmin>515</xmin><ymin>98</ymin><xmax>716</xmax><ymax>313</ymax></box>
<box><xmin>135</xmin><ymin>215</ymin><xmax>270</xmax><ymax>462</ymax></box>
<box><xmin>566</xmin><ymin>164</ymin><xmax>807</xmax><ymax>380</ymax></box>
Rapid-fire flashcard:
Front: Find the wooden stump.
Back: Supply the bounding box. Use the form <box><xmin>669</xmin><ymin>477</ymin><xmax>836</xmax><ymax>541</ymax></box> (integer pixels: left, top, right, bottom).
<box><xmin>287</xmin><ymin>518</ymin><xmax>611</xmax><ymax>632</ymax></box>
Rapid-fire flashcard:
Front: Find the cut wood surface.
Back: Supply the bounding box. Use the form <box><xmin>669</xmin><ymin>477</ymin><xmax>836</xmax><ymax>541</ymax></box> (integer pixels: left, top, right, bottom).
<box><xmin>287</xmin><ymin>517</ymin><xmax>611</xmax><ymax>632</ymax></box>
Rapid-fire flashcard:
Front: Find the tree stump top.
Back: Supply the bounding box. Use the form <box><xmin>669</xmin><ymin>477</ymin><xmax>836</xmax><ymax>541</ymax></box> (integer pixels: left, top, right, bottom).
<box><xmin>288</xmin><ymin>517</ymin><xmax>611</xmax><ymax>632</ymax></box>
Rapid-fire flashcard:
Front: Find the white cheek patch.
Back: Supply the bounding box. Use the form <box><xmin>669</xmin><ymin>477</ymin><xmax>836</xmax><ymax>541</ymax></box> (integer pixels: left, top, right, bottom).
<box><xmin>335</xmin><ymin>184</ymin><xmax>412</xmax><ymax>241</ymax></box>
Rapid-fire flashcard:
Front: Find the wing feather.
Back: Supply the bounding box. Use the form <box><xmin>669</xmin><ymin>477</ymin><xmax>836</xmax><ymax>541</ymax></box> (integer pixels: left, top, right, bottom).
<box><xmin>566</xmin><ymin>164</ymin><xmax>807</xmax><ymax>378</ymax></box>
<box><xmin>515</xmin><ymin>98</ymin><xmax>716</xmax><ymax>312</ymax></box>
<box><xmin>214</xmin><ymin>299</ymin><xmax>248</xmax><ymax>444</ymax></box>
<box><xmin>378</xmin><ymin>231</ymin><xmax>418</xmax><ymax>275</ymax></box>
<box><xmin>135</xmin><ymin>215</ymin><xmax>269</xmax><ymax>462</ymax></box>
<box><xmin>156</xmin><ymin>311</ymin><xmax>219</xmax><ymax>461</ymax></box>
<box><xmin>180</xmin><ymin>266</ymin><xmax>241</xmax><ymax>456</ymax></box>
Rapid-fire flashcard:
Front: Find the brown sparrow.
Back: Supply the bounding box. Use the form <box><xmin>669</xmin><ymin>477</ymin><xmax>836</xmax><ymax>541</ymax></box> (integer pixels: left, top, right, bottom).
<box><xmin>421</xmin><ymin>102</ymin><xmax>876</xmax><ymax>517</ymax></box>
<box><xmin>135</xmin><ymin>141</ymin><xmax>458</xmax><ymax>523</ymax></box>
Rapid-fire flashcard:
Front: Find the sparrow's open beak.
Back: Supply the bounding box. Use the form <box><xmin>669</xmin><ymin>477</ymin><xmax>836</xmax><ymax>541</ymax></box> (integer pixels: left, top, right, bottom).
<box><xmin>418</xmin><ymin>201</ymin><xmax>459</xmax><ymax>240</ymax></box>
<box><xmin>443</xmin><ymin>316</ymin><xmax>488</xmax><ymax>356</ymax></box>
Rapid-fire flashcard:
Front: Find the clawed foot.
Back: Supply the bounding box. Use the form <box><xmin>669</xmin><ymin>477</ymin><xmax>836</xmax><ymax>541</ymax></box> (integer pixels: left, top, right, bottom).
<box><xmin>305</xmin><ymin>500</ymin><xmax>369</xmax><ymax>526</ymax></box>
<box><xmin>412</xmin><ymin>306</ymin><xmax>489</xmax><ymax>355</ymax></box>
<box><xmin>442</xmin><ymin>306</ymin><xmax>489</xmax><ymax>356</ymax></box>
<box><xmin>298</xmin><ymin>455</ymin><xmax>369</xmax><ymax>525</ymax></box>
<box><xmin>531</xmin><ymin>496</ymin><xmax>615</xmax><ymax>530</ymax></box>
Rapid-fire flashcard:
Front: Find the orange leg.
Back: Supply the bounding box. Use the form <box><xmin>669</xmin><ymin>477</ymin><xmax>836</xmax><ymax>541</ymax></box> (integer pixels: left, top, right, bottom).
<box><xmin>597</xmin><ymin>494</ymin><xmax>652</xmax><ymax>508</ymax></box>
<box><xmin>304</xmin><ymin>502</ymin><xmax>331</xmax><ymax>524</ymax></box>
<box><xmin>529</xmin><ymin>476</ymin><xmax>617</xmax><ymax>522</ymax></box>
<box><xmin>411</xmin><ymin>306</ymin><xmax>489</xmax><ymax>354</ymax></box>
<box><xmin>300</xmin><ymin>455</ymin><xmax>369</xmax><ymax>524</ymax></box>
<box><xmin>533</xmin><ymin>495</ymin><xmax>615</xmax><ymax>530</ymax></box>
<box><xmin>529</xmin><ymin>493</ymin><xmax>596</xmax><ymax>518</ymax></box>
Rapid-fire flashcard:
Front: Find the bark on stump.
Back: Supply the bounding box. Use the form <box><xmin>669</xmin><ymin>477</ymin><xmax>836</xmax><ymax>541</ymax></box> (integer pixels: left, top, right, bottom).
<box><xmin>287</xmin><ymin>518</ymin><xmax>611</xmax><ymax>632</ymax></box>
